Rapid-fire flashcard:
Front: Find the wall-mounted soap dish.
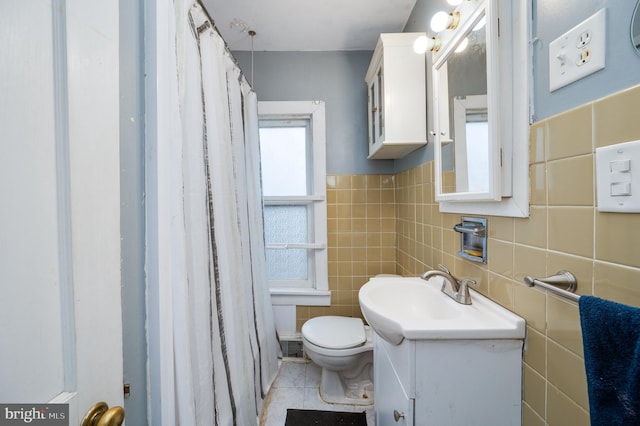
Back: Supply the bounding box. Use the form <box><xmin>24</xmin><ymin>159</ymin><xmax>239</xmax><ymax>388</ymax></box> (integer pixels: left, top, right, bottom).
<box><xmin>453</xmin><ymin>216</ymin><xmax>487</xmax><ymax>264</ymax></box>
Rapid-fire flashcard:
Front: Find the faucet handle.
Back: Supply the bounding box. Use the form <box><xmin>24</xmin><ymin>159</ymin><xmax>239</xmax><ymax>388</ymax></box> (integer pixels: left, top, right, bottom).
<box><xmin>437</xmin><ymin>264</ymin><xmax>451</xmax><ymax>275</ymax></box>
<box><xmin>456</xmin><ymin>279</ymin><xmax>477</xmax><ymax>305</ymax></box>
<box><xmin>460</xmin><ymin>278</ymin><xmax>477</xmax><ymax>287</ymax></box>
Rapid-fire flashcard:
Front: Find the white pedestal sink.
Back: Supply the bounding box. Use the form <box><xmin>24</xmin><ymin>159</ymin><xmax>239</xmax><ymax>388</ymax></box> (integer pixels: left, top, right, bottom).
<box><xmin>359</xmin><ymin>276</ymin><xmax>526</xmax><ymax>426</ymax></box>
<box><xmin>359</xmin><ymin>275</ymin><xmax>525</xmax><ymax>344</ymax></box>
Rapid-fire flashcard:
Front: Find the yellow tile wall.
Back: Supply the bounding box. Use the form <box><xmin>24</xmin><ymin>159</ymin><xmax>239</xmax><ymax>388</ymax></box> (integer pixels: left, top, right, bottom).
<box><xmin>296</xmin><ymin>83</ymin><xmax>640</xmax><ymax>425</ymax></box>
<box><xmin>295</xmin><ymin>174</ymin><xmax>396</xmax><ymax>331</ymax></box>
<box><xmin>395</xmin><ymin>83</ymin><xmax>640</xmax><ymax>426</ymax></box>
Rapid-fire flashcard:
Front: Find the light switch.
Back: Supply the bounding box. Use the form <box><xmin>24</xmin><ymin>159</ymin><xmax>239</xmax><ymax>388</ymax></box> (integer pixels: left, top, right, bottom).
<box><xmin>611</xmin><ymin>182</ymin><xmax>631</xmax><ymax>196</ymax></box>
<box><xmin>610</xmin><ymin>159</ymin><xmax>630</xmax><ymax>173</ymax></box>
<box><xmin>596</xmin><ymin>140</ymin><xmax>640</xmax><ymax>212</ymax></box>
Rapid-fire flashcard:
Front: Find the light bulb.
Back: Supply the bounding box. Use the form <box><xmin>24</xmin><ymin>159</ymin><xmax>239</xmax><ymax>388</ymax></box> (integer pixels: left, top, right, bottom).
<box><xmin>413</xmin><ymin>36</ymin><xmax>441</xmax><ymax>54</ymax></box>
<box><xmin>447</xmin><ymin>0</ymin><xmax>463</xmax><ymax>5</ymax></box>
<box><xmin>430</xmin><ymin>11</ymin><xmax>450</xmax><ymax>33</ymax></box>
<box><xmin>455</xmin><ymin>37</ymin><xmax>469</xmax><ymax>53</ymax></box>
<box><xmin>413</xmin><ymin>35</ymin><xmax>430</xmax><ymax>54</ymax></box>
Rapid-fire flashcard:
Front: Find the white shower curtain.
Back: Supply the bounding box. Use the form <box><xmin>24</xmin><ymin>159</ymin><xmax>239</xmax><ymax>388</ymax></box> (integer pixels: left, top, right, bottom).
<box><xmin>146</xmin><ymin>1</ymin><xmax>279</xmax><ymax>424</ymax></box>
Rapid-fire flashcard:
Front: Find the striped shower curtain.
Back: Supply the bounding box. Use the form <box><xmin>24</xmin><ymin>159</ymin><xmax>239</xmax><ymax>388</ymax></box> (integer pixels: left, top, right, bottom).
<box><xmin>146</xmin><ymin>1</ymin><xmax>279</xmax><ymax>424</ymax></box>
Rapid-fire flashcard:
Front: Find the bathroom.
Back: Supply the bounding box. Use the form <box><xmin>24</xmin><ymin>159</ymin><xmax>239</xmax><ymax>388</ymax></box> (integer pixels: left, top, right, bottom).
<box><xmin>231</xmin><ymin>0</ymin><xmax>640</xmax><ymax>424</ymax></box>
<box><xmin>1</xmin><ymin>0</ymin><xmax>640</xmax><ymax>425</ymax></box>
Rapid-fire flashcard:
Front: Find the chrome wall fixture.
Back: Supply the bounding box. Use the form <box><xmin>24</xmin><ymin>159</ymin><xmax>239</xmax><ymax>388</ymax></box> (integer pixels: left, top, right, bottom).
<box><xmin>523</xmin><ymin>271</ymin><xmax>579</xmax><ymax>302</ymax></box>
<box><xmin>453</xmin><ymin>216</ymin><xmax>487</xmax><ymax>263</ymax></box>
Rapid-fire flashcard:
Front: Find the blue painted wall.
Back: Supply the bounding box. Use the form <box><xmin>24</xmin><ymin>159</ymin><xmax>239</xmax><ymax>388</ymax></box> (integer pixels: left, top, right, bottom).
<box><xmin>234</xmin><ymin>51</ymin><xmax>395</xmax><ymax>175</ymax></box>
<box><xmin>235</xmin><ymin>1</ymin><xmax>640</xmax><ymax>174</ymax></box>
<box><xmin>532</xmin><ymin>0</ymin><xmax>640</xmax><ymax>120</ymax></box>
<box><xmin>120</xmin><ymin>0</ymin><xmax>147</xmax><ymax>424</ymax></box>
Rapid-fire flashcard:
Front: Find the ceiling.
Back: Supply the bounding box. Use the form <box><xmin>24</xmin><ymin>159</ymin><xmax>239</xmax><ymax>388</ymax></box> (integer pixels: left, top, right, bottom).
<box><xmin>202</xmin><ymin>0</ymin><xmax>418</xmax><ymax>52</ymax></box>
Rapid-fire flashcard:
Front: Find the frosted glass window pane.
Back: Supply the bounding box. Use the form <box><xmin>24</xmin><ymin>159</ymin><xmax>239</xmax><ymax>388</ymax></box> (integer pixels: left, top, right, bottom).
<box><xmin>266</xmin><ymin>249</ymin><xmax>308</xmax><ymax>280</ymax></box>
<box><xmin>260</xmin><ymin>127</ymin><xmax>308</xmax><ymax>196</ymax></box>
<box><xmin>264</xmin><ymin>205</ymin><xmax>309</xmax><ymax>280</ymax></box>
<box><xmin>264</xmin><ymin>206</ymin><xmax>307</xmax><ymax>244</ymax></box>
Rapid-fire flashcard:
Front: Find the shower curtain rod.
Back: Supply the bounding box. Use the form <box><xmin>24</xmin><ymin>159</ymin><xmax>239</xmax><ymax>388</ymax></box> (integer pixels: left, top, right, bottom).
<box><xmin>195</xmin><ymin>0</ymin><xmax>253</xmax><ymax>90</ymax></box>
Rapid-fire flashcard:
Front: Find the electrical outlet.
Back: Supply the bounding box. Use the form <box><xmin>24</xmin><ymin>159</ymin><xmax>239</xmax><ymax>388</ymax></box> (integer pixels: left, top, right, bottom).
<box><xmin>577</xmin><ymin>49</ymin><xmax>591</xmax><ymax>66</ymax></box>
<box><xmin>549</xmin><ymin>8</ymin><xmax>606</xmax><ymax>92</ymax></box>
<box><xmin>576</xmin><ymin>30</ymin><xmax>592</xmax><ymax>48</ymax></box>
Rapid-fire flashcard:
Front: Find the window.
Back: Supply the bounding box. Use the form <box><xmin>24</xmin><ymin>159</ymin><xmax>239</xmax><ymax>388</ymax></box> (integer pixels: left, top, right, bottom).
<box><xmin>258</xmin><ymin>101</ymin><xmax>329</xmax><ymax>305</ymax></box>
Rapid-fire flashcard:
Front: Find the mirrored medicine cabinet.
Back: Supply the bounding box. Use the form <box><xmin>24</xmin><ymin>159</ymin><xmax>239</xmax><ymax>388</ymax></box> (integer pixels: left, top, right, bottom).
<box><xmin>431</xmin><ymin>0</ymin><xmax>530</xmax><ymax>217</ymax></box>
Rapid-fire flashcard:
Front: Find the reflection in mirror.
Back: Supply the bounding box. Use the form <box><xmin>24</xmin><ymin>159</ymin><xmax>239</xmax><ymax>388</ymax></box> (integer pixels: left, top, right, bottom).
<box><xmin>438</xmin><ymin>16</ymin><xmax>488</xmax><ymax>195</ymax></box>
<box><xmin>632</xmin><ymin>0</ymin><xmax>640</xmax><ymax>56</ymax></box>
<box><xmin>454</xmin><ymin>95</ymin><xmax>488</xmax><ymax>192</ymax></box>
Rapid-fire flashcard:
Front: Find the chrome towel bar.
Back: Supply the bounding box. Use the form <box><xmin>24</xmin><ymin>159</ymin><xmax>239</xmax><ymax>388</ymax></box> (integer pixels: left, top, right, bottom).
<box><xmin>523</xmin><ymin>271</ymin><xmax>580</xmax><ymax>302</ymax></box>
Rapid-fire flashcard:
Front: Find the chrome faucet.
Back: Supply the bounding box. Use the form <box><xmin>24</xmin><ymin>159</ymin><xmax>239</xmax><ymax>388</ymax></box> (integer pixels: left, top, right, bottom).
<box><xmin>421</xmin><ymin>264</ymin><xmax>476</xmax><ymax>305</ymax></box>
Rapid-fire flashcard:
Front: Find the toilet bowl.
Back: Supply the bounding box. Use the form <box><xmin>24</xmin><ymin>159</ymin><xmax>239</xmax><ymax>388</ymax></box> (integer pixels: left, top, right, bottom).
<box><xmin>301</xmin><ymin>316</ymin><xmax>374</xmax><ymax>405</ymax></box>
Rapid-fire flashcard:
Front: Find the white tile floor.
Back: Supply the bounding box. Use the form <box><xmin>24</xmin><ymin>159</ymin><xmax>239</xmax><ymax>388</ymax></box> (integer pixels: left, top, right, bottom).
<box><xmin>260</xmin><ymin>358</ymin><xmax>375</xmax><ymax>426</ymax></box>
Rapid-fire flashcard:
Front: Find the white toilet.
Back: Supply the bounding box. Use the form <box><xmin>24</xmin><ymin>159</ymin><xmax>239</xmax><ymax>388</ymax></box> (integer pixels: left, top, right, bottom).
<box><xmin>301</xmin><ymin>316</ymin><xmax>374</xmax><ymax>405</ymax></box>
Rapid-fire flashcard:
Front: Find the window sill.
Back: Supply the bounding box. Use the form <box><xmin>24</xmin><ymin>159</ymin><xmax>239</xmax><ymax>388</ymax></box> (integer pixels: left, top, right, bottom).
<box><xmin>270</xmin><ymin>288</ymin><xmax>331</xmax><ymax>306</ymax></box>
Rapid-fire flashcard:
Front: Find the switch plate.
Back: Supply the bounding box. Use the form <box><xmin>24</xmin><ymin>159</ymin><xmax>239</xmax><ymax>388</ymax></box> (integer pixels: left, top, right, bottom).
<box><xmin>549</xmin><ymin>8</ymin><xmax>606</xmax><ymax>92</ymax></box>
<box><xmin>596</xmin><ymin>140</ymin><xmax>640</xmax><ymax>213</ymax></box>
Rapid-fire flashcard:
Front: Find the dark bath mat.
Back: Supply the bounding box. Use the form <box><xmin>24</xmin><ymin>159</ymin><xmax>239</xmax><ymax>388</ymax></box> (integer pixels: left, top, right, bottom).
<box><xmin>284</xmin><ymin>408</ymin><xmax>367</xmax><ymax>426</ymax></box>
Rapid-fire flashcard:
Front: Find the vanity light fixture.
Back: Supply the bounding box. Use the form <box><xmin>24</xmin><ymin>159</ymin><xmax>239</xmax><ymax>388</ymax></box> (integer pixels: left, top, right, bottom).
<box><xmin>430</xmin><ymin>10</ymin><xmax>461</xmax><ymax>33</ymax></box>
<box><xmin>413</xmin><ymin>35</ymin><xmax>442</xmax><ymax>54</ymax></box>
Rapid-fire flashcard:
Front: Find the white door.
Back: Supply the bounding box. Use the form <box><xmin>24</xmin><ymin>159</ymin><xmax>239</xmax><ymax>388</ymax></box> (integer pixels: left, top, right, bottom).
<box><xmin>0</xmin><ymin>1</ymin><xmax>124</xmax><ymax>425</ymax></box>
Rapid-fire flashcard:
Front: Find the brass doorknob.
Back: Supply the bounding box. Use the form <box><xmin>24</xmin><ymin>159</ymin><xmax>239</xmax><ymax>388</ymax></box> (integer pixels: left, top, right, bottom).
<box><xmin>82</xmin><ymin>402</ymin><xmax>125</xmax><ymax>426</ymax></box>
<box><xmin>393</xmin><ymin>409</ymin><xmax>405</xmax><ymax>422</ymax></box>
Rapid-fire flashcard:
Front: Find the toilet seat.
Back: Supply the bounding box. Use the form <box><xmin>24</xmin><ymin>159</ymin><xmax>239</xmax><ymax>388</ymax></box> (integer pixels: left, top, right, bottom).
<box><xmin>302</xmin><ymin>316</ymin><xmax>366</xmax><ymax>349</ymax></box>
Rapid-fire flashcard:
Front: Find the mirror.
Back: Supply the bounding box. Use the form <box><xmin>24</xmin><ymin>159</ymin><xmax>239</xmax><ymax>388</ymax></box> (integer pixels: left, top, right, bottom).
<box><xmin>430</xmin><ymin>0</ymin><xmax>530</xmax><ymax>217</ymax></box>
<box><xmin>632</xmin><ymin>0</ymin><xmax>640</xmax><ymax>56</ymax></box>
<box><xmin>437</xmin><ymin>18</ymin><xmax>489</xmax><ymax>195</ymax></box>
<box><xmin>433</xmin><ymin>1</ymin><xmax>501</xmax><ymax>202</ymax></box>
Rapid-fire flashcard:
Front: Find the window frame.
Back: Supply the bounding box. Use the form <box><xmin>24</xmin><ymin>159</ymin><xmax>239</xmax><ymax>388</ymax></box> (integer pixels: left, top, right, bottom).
<box><xmin>258</xmin><ymin>101</ymin><xmax>329</xmax><ymax>306</ymax></box>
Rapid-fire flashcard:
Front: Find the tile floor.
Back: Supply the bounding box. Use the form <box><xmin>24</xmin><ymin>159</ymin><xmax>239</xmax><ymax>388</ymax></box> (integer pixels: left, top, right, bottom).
<box><xmin>260</xmin><ymin>358</ymin><xmax>375</xmax><ymax>426</ymax></box>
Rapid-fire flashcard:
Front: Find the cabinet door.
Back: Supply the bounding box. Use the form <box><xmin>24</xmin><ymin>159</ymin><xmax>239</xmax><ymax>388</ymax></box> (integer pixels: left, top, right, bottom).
<box><xmin>368</xmin><ymin>65</ymin><xmax>385</xmax><ymax>155</ymax></box>
<box><xmin>375</xmin><ymin>342</ymin><xmax>414</xmax><ymax>426</ymax></box>
<box><xmin>368</xmin><ymin>79</ymin><xmax>377</xmax><ymax>152</ymax></box>
<box><xmin>375</xmin><ymin>66</ymin><xmax>384</xmax><ymax>144</ymax></box>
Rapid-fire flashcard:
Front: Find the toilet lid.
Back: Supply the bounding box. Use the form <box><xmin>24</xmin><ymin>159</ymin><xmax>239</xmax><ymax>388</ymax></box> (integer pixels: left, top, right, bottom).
<box><xmin>302</xmin><ymin>316</ymin><xmax>366</xmax><ymax>350</ymax></box>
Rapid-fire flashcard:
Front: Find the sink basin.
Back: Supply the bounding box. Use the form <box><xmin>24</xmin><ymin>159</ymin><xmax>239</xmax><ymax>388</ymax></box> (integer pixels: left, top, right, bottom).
<box><xmin>358</xmin><ymin>276</ymin><xmax>525</xmax><ymax>345</ymax></box>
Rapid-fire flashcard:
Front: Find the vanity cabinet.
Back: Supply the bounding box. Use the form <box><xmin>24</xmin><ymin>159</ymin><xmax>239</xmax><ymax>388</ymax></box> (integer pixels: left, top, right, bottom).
<box><xmin>365</xmin><ymin>33</ymin><xmax>427</xmax><ymax>160</ymax></box>
<box><xmin>374</xmin><ymin>332</ymin><xmax>523</xmax><ymax>425</ymax></box>
<box><xmin>374</xmin><ymin>333</ymin><xmax>414</xmax><ymax>425</ymax></box>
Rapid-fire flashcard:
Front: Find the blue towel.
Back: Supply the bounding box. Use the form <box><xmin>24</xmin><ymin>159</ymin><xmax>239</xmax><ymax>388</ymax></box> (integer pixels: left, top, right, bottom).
<box><xmin>579</xmin><ymin>295</ymin><xmax>640</xmax><ymax>426</ymax></box>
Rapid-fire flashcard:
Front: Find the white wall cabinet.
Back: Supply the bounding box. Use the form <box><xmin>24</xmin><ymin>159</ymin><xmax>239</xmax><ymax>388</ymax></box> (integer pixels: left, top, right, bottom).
<box><xmin>365</xmin><ymin>33</ymin><xmax>427</xmax><ymax>160</ymax></box>
<box><xmin>374</xmin><ymin>332</ymin><xmax>523</xmax><ymax>425</ymax></box>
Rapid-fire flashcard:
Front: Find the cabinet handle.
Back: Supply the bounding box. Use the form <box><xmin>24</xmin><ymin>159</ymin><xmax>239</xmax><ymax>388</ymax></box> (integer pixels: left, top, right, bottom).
<box><xmin>393</xmin><ymin>410</ymin><xmax>405</xmax><ymax>422</ymax></box>
<box><xmin>372</xmin><ymin>107</ymin><xmax>378</xmax><ymax>113</ymax></box>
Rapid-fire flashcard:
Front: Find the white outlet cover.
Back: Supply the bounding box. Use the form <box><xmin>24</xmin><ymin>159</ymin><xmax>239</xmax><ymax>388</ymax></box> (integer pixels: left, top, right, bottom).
<box><xmin>549</xmin><ymin>8</ymin><xmax>606</xmax><ymax>92</ymax></box>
